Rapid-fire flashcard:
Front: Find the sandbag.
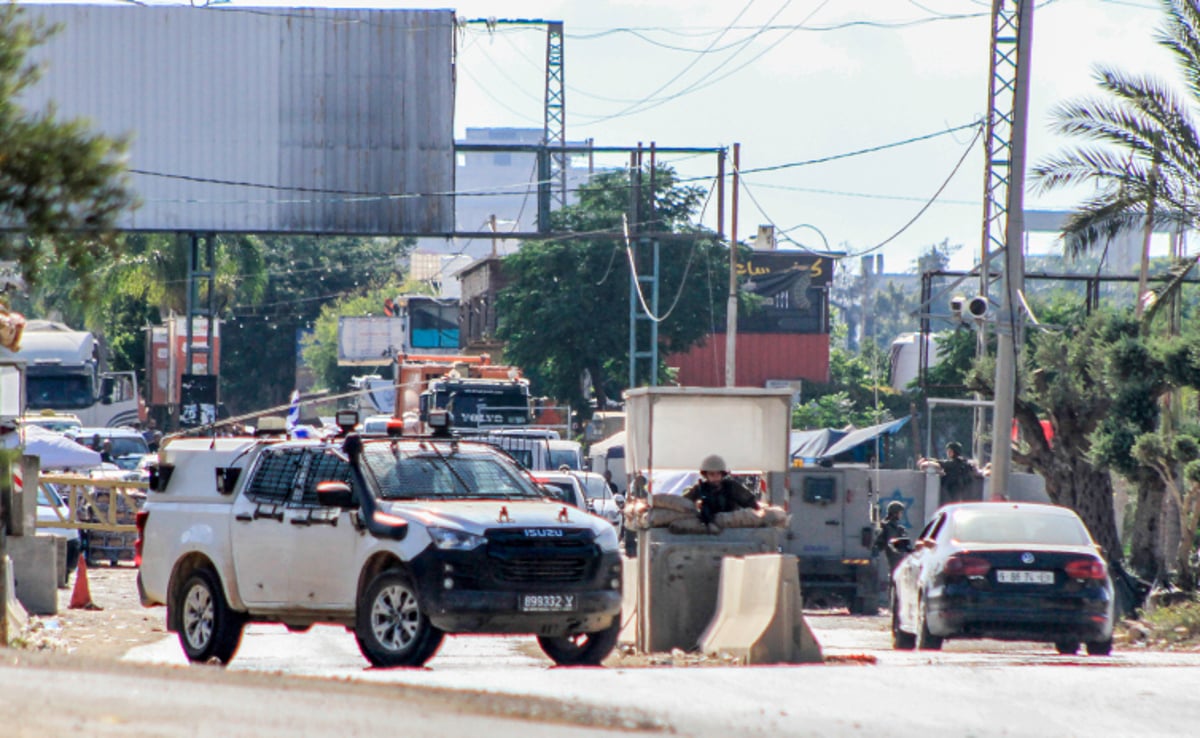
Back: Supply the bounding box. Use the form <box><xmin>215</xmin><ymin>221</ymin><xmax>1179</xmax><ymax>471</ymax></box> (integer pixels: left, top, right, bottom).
<box><xmin>714</xmin><ymin>508</ymin><xmax>766</xmax><ymax>529</ymax></box>
<box><xmin>669</xmin><ymin>517</ymin><xmax>721</xmax><ymax>535</ymax></box>
<box><xmin>761</xmin><ymin>506</ymin><xmax>790</xmax><ymax>528</ymax></box>
<box><xmin>647</xmin><ymin>508</ymin><xmax>696</xmax><ymax>528</ymax></box>
<box><xmin>650</xmin><ymin>493</ymin><xmax>695</xmax><ymax>514</ymax></box>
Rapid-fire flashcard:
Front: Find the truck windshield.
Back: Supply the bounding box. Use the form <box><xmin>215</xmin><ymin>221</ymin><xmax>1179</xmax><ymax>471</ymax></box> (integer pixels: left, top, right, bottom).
<box><xmin>361</xmin><ymin>444</ymin><xmax>543</xmax><ymax>501</ymax></box>
<box><xmin>431</xmin><ymin>387</ymin><xmax>530</xmax><ymax>428</ymax></box>
<box><xmin>27</xmin><ymin>375</ymin><xmax>94</xmax><ymax>410</ymax></box>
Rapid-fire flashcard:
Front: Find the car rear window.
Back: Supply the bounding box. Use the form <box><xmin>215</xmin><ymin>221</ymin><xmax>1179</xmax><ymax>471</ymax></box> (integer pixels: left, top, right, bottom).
<box><xmin>951</xmin><ymin>509</ymin><xmax>1092</xmax><ymax>546</ymax></box>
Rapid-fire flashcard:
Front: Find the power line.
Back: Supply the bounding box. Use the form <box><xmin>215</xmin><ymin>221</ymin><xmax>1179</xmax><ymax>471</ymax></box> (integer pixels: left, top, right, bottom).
<box><xmin>126</xmin><ymin>121</ymin><xmax>975</xmax><ymax>209</ymax></box>
<box><xmin>851</xmin><ymin>122</ymin><xmax>984</xmax><ymax>257</ymax></box>
<box><xmin>576</xmin><ymin>0</ymin><xmax>830</xmax><ymax>126</ymax></box>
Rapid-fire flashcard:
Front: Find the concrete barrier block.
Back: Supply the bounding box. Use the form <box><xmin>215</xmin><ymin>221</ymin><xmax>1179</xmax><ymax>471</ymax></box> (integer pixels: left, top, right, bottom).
<box><xmin>619</xmin><ymin>556</ymin><xmax>638</xmax><ymax>645</ymax></box>
<box><xmin>698</xmin><ymin>553</ymin><xmax>822</xmax><ymax>664</ymax></box>
<box><xmin>8</xmin><ymin>534</ymin><xmax>60</xmax><ymax>615</ymax></box>
<box><xmin>5</xmin><ymin>555</ymin><xmax>29</xmax><ymax>635</ymax></box>
<box><xmin>637</xmin><ymin>527</ymin><xmax>780</xmax><ymax>654</ymax></box>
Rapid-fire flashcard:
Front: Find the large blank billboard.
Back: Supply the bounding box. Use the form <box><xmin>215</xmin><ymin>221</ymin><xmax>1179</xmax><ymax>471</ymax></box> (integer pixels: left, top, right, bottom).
<box><xmin>20</xmin><ymin>5</ymin><xmax>456</xmax><ymax>235</ymax></box>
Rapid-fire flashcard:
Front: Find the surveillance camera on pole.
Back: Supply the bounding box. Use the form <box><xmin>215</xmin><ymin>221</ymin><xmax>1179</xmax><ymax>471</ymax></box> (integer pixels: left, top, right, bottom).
<box><xmin>949</xmin><ymin>295</ymin><xmax>989</xmax><ymax>324</ymax></box>
<box><xmin>966</xmin><ymin>295</ymin><xmax>989</xmax><ymax>321</ymax></box>
<box><xmin>950</xmin><ymin>295</ymin><xmax>965</xmax><ymax>321</ymax></box>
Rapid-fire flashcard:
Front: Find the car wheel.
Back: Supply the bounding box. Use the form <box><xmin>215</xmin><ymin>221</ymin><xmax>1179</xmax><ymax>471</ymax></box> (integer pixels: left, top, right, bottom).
<box><xmin>175</xmin><ymin>569</ymin><xmax>245</xmax><ymax>665</ymax></box>
<box><xmin>537</xmin><ymin>617</ymin><xmax>620</xmax><ymax>666</ymax></box>
<box><xmin>1085</xmin><ymin>638</ymin><xmax>1113</xmax><ymax>656</ymax></box>
<box><xmin>891</xmin><ymin>594</ymin><xmax>915</xmax><ymax>650</ymax></box>
<box><xmin>916</xmin><ymin>596</ymin><xmax>943</xmax><ymax>651</ymax></box>
<box><xmin>355</xmin><ymin>569</ymin><xmax>442</xmax><ymax>668</ymax></box>
<box><xmin>1055</xmin><ymin>640</ymin><xmax>1080</xmax><ymax>655</ymax></box>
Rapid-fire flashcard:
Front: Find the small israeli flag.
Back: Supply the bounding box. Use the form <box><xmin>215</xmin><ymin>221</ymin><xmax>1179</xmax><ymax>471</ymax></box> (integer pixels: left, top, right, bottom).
<box><xmin>286</xmin><ymin>390</ymin><xmax>300</xmax><ymax>431</ymax></box>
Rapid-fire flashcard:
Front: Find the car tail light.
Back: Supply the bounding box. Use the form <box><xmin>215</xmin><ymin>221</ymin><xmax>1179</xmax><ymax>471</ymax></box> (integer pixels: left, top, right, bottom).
<box><xmin>134</xmin><ymin>510</ymin><xmax>149</xmax><ymax>568</ymax></box>
<box><xmin>1065</xmin><ymin>557</ymin><xmax>1107</xmax><ymax>580</ymax></box>
<box><xmin>944</xmin><ymin>554</ymin><xmax>991</xmax><ymax>578</ymax></box>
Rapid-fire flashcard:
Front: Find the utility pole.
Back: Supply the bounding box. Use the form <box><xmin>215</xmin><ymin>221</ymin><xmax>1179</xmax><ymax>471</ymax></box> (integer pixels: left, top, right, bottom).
<box><xmin>725</xmin><ymin>143</ymin><xmax>740</xmax><ymax>387</ymax></box>
<box><xmin>989</xmin><ymin>0</ymin><xmax>1035</xmax><ymax>497</ymax></box>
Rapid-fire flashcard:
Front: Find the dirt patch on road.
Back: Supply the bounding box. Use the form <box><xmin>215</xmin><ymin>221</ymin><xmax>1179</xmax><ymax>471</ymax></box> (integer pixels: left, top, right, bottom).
<box><xmin>11</xmin><ymin>564</ymin><xmax>167</xmax><ymax>659</ymax></box>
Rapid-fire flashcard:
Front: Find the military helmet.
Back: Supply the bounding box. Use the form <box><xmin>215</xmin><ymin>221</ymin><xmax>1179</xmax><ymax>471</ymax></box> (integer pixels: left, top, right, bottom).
<box><xmin>887</xmin><ymin>501</ymin><xmax>905</xmax><ymax>516</ymax></box>
<box><xmin>699</xmin><ymin>454</ymin><xmax>728</xmax><ymax>473</ymax></box>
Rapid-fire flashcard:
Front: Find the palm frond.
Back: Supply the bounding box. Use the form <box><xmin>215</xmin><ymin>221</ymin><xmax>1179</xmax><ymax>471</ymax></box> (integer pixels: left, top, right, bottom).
<box><xmin>1058</xmin><ymin>196</ymin><xmax>1148</xmax><ymax>259</ymax></box>
<box><xmin>1157</xmin><ymin>0</ymin><xmax>1200</xmax><ymax>103</ymax></box>
<box><xmin>1031</xmin><ymin>147</ymin><xmax>1145</xmax><ymax>193</ymax></box>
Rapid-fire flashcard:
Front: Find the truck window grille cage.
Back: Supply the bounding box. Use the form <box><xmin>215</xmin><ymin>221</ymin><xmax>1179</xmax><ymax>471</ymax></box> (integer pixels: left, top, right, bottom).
<box><xmin>300</xmin><ymin>454</ymin><xmax>355</xmax><ymax>506</ymax></box>
<box><xmin>246</xmin><ymin>450</ymin><xmax>304</xmax><ymax>504</ymax></box>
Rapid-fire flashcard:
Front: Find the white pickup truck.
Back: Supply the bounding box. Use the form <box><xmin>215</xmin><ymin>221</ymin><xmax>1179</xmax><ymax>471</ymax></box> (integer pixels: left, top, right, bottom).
<box><xmin>136</xmin><ymin>424</ymin><xmax>622</xmax><ymax>668</ymax></box>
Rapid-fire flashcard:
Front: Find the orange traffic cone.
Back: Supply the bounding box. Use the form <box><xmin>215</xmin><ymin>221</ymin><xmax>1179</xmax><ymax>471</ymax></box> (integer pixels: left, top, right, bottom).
<box><xmin>69</xmin><ymin>557</ymin><xmax>101</xmax><ymax>611</ymax></box>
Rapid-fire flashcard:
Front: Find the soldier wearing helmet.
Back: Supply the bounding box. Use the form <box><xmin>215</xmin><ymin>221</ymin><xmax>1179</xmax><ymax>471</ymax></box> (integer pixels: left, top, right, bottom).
<box><xmin>683</xmin><ymin>454</ymin><xmax>758</xmax><ymax>526</ymax></box>
<box><xmin>873</xmin><ymin>500</ymin><xmax>909</xmax><ymax>573</ymax></box>
<box><xmin>918</xmin><ymin>441</ymin><xmax>982</xmax><ymax>504</ymax></box>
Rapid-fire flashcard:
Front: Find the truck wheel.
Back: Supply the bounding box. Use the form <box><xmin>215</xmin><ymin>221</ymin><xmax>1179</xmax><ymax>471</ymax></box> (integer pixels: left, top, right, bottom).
<box><xmin>175</xmin><ymin>569</ymin><xmax>244</xmax><ymax>665</ymax></box>
<box><xmin>355</xmin><ymin>570</ymin><xmax>443</xmax><ymax>668</ymax></box>
<box><xmin>537</xmin><ymin>617</ymin><xmax>620</xmax><ymax>666</ymax></box>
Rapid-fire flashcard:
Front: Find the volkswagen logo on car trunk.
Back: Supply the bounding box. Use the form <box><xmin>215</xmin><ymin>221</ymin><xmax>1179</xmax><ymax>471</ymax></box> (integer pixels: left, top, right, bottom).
<box><xmin>1021</xmin><ymin>552</ymin><xmax>1036</xmax><ymax>564</ymax></box>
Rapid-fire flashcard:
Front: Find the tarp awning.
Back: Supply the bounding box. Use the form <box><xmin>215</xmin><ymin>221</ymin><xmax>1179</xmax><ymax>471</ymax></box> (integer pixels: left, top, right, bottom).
<box><xmin>819</xmin><ymin>416</ymin><xmax>912</xmax><ymax>460</ymax></box>
<box><xmin>588</xmin><ymin>430</ymin><xmax>626</xmax><ymax>458</ymax></box>
<box><xmin>790</xmin><ymin>428</ymin><xmax>847</xmax><ymax>461</ymax></box>
<box><xmin>1</xmin><ymin>425</ymin><xmax>102</xmax><ymax>470</ymax></box>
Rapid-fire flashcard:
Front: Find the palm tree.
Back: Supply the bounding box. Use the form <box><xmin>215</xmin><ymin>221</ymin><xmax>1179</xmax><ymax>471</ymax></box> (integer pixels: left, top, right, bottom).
<box><xmin>1032</xmin><ymin>0</ymin><xmax>1199</xmax><ymax>260</ymax></box>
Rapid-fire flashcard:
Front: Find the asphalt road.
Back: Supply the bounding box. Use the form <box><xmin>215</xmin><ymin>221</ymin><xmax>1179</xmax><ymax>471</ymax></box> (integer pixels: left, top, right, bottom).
<box><xmin>111</xmin><ymin>612</ymin><xmax>1200</xmax><ymax>737</ymax></box>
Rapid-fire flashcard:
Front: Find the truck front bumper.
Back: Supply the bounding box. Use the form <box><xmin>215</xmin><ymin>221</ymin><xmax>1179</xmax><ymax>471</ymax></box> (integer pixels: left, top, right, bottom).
<box><xmin>410</xmin><ymin>546</ymin><xmax>623</xmax><ymax>637</ymax></box>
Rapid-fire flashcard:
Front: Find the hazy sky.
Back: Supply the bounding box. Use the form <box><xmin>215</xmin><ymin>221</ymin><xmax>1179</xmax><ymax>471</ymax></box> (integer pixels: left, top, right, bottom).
<box><xmin>40</xmin><ymin>0</ymin><xmax>1179</xmax><ymax>271</ymax></box>
<box><xmin>437</xmin><ymin>0</ymin><xmax>1174</xmax><ymax>271</ymax></box>
<box><xmin>441</xmin><ymin>0</ymin><xmax>1173</xmax><ymax>271</ymax></box>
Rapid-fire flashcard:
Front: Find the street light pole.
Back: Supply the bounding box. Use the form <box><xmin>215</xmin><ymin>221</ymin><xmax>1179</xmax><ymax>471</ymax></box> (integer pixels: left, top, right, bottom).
<box><xmin>725</xmin><ymin>144</ymin><xmax>740</xmax><ymax>387</ymax></box>
<box><xmin>989</xmin><ymin>0</ymin><xmax>1034</xmax><ymax>498</ymax></box>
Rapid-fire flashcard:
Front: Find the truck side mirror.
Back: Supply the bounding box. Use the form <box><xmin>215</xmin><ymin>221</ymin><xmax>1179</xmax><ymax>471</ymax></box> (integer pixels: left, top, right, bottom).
<box><xmin>316</xmin><ymin>481</ymin><xmax>356</xmax><ymax>509</ymax></box>
<box><xmin>215</xmin><ymin>467</ymin><xmax>241</xmax><ymax>496</ymax></box>
<box><xmin>100</xmin><ymin>376</ymin><xmax>115</xmax><ymax>405</ymax></box>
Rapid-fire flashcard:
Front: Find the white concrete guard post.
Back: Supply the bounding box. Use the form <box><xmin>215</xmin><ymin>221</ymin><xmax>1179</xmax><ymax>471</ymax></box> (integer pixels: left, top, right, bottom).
<box><xmin>698</xmin><ymin>553</ymin><xmax>822</xmax><ymax>664</ymax></box>
<box><xmin>636</xmin><ymin>527</ymin><xmax>781</xmax><ymax>654</ymax></box>
<box><xmin>8</xmin><ymin>534</ymin><xmax>58</xmax><ymax>615</ymax></box>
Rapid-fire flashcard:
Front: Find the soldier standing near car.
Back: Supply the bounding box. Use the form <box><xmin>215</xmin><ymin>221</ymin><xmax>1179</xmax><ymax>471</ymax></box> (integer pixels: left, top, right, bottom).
<box><xmin>684</xmin><ymin>454</ymin><xmax>758</xmax><ymax>525</ymax></box>
<box><xmin>873</xmin><ymin>501</ymin><xmax>908</xmax><ymax>574</ymax></box>
<box><xmin>919</xmin><ymin>441</ymin><xmax>982</xmax><ymax>504</ymax></box>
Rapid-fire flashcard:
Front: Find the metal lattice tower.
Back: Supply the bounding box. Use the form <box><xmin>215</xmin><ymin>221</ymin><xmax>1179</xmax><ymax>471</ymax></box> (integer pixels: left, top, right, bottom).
<box><xmin>544</xmin><ymin>22</ymin><xmax>567</xmax><ymax>210</ymax></box>
<box><xmin>971</xmin><ymin>0</ymin><xmax>1026</xmax><ymax>462</ymax></box>
<box><xmin>979</xmin><ymin>0</ymin><xmax>1022</xmax><ymax>301</ymax></box>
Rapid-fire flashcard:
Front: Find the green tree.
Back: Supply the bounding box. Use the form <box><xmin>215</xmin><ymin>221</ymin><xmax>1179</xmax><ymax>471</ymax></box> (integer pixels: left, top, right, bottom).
<box><xmin>793</xmin><ymin>339</ymin><xmax>902</xmax><ymax>430</ymax></box>
<box><xmin>302</xmin><ymin>277</ymin><xmax>431</xmax><ymax>393</ymax></box>
<box><xmin>220</xmin><ymin>236</ymin><xmax>413</xmax><ymax>416</ymax></box>
<box><xmin>495</xmin><ymin>167</ymin><xmax>727</xmax><ymax>414</ymax></box>
<box><xmin>0</xmin><ymin>6</ymin><xmax>134</xmax><ymax>300</ymax></box>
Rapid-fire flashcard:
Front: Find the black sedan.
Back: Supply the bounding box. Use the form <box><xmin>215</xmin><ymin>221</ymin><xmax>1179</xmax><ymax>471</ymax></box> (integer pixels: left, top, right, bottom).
<box><xmin>891</xmin><ymin>502</ymin><xmax>1114</xmax><ymax>655</ymax></box>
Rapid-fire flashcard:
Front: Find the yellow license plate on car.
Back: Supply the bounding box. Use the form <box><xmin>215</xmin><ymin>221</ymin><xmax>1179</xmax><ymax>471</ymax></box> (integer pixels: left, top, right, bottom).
<box><xmin>997</xmin><ymin>570</ymin><xmax>1054</xmax><ymax>584</ymax></box>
